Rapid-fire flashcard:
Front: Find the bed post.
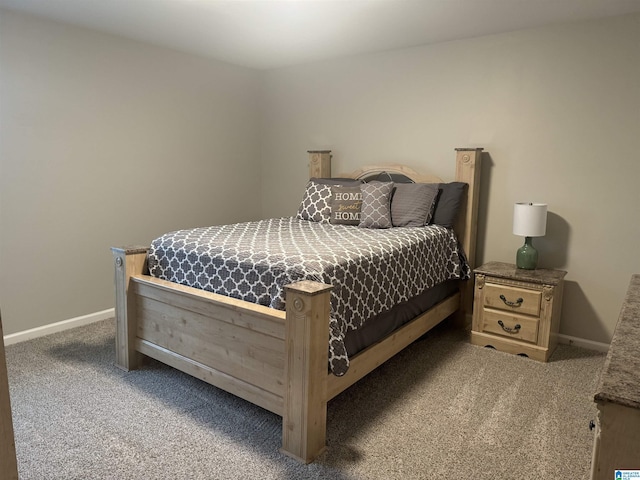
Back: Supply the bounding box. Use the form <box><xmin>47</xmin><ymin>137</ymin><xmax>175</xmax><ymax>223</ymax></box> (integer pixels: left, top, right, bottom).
<box><xmin>454</xmin><ymin>148</ymin><xmax>483</xmax><ymax>324</ymax></box>
<box><xmin>281</xmin><ymin>280</ymin><xmax>333</xmax><ymax>463</ymax></box>
<box><xmin>308</xmin><ymin>150</ymin><xmax>332</xmax><ymax>178</ymax></box>
<box><xmin>111</xmin><ymin>246</ymin><xmax>148</xmax><ymax>371</ymax></box>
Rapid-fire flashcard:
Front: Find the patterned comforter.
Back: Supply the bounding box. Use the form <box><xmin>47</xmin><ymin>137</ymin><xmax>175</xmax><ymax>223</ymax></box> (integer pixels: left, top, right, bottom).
<box><xmin>147</xmin><ymin>217</ymin><xmax>469</xmax><ymax>376</ymax></box>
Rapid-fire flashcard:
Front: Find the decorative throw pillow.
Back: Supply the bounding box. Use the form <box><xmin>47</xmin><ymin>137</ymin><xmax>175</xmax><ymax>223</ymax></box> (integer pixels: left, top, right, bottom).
<box><xmin>311</xmin><ymin>177</ymin><xmax>362</xmax><ymax>187</ymax></box>
<box><xmin>430</xmin><ymin>182</ymin><xmax>468</xmax><ymax>228</ymax></box>
<box><xmin>296</xmin><ymin>181</ymin><xmax>334</xmax><ymax>223</ymax></box>
<box><xmin>359</xmin><ymin>182</ymin><xmax>393</xmax><ymax>229</ymax></box>
<box><xmin>330</xmin><ymin>186</ymin><xmax>363</xmax><ymax>225</ymax></box>
<box><xmin>390</xmin><ymin>183</ymin><xmax>439</xmax><ymax>227</ymax></box>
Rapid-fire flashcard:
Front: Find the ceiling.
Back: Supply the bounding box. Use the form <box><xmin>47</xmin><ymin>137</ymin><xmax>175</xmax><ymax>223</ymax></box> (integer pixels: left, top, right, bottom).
<box><xmin>1</xmin><ymin>0</ymin><xmax>639</xmax><ymax>70</ymax></box>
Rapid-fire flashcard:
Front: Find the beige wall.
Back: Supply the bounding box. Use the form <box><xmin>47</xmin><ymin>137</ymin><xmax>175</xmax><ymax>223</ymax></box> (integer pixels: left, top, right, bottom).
<box><xmin>260</xmin><ymin>14</ymin><xmax>640</xmax><ymax>344</ymax></box>
<box><xmin>2</xmin><ymin>9</ymin><xmax>639</xmax><ymax>344</ymax></box>
<box><xmin>0</xmin><ymin>10</ymin><xmax>262</xmax><ymax>334</ymax></box>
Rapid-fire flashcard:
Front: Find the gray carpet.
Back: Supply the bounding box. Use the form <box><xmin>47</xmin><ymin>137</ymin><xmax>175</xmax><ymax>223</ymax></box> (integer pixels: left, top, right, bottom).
<box><xmin>5</xmin><ymin>319</ymin><xmax>604</xmax><ymax>479</ymax></box>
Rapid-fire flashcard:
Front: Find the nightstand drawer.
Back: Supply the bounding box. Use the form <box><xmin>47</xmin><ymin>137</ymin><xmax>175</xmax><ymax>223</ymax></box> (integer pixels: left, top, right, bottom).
<box><xmin>482</xmin><ymin>310</ymin><xmax>539</xmax><ymax>343</ymax></box>
<box><xmin>483</xmin><ymin>283</ymin><xmax>541</xmax><ymax>317</ymax></box>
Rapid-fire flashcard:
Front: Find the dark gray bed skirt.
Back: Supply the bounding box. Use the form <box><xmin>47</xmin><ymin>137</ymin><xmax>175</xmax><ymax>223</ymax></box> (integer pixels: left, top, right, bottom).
<box><xmin>344</xmin><ymin>280</ymin><xmax>459</xmax><ymax>357</ymax></box>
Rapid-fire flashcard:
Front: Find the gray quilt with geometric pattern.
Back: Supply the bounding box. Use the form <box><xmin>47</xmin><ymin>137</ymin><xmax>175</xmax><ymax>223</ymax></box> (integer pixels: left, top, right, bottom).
<box><xmin>147</xmin><ymin>217</ymin><xmax>468</xmax><ymax>376</ymax></box>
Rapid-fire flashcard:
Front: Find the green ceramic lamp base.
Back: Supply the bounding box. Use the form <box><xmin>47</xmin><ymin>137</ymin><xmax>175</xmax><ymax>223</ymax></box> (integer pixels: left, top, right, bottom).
<box><xmin>516</xmin><ymin>237</ymin><xmax>538</xmax><ymax>270</ymax></box>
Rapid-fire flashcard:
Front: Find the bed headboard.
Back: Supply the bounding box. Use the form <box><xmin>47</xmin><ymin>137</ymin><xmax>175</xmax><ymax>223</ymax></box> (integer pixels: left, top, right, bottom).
<box><xmin>350</xmin><ymin>164</ymin><xmax>443</xmax><ymax>185</ymax></box>
<box><xmin>306</xmin><ymin>148</ymin><xmax>483</xmax><ymax>320</ymax></box>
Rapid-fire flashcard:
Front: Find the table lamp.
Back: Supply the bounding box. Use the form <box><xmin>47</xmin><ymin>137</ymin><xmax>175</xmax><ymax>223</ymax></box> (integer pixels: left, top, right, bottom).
<box><xmin>513</xmin><ymin>203</ymin><xmax>547</xmax><ymax>270</ymax></box>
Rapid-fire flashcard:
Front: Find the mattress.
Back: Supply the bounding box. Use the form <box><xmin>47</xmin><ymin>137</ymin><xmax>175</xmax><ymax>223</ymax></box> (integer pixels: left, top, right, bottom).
<box><xmin>147</xmin><ymin>217</ymin><xmax>469</xmax><ymax>375</ymax></box>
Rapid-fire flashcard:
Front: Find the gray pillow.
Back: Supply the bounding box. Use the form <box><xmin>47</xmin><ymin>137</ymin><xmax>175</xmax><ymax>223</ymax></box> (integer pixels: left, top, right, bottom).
<box><xmin>330</xmin><ymin>186</ymin><xmax>362</xmax><ymax>225</ymax></box>
<box><xmin>391</xmin><ymin>183</ymin><xmax>439</xmax><ymax>227</ymax></box>
<box><xmin>311</xmin><ymin>177</ymin><xmax>362</xmax><ymax>187</ymax></box>
<box><xmin>297</xmin><ymin>179</ymin><xmax>362</xmax><ymax>223</ymax></box>
<box><xmin>296</xmin><ymin>181</ymin><xmax>333</xmax><ymax>223</ymax></box>
<box><xmin>431</xmin><ymin>182</ymin><xmax>467</xmax><ymax>228</ymax></box>
<box><xmin>359</xmin><ymin>182</ymin><xmax>393</xmax><ymax>229</ymax></box>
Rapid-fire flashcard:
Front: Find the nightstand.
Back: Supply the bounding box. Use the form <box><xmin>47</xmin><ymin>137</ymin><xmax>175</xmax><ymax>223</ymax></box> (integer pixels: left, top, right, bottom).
<box><xmin>470</xmin><ymin>261</ymin><xmax>567</xmax><ymax>362</ymax></box>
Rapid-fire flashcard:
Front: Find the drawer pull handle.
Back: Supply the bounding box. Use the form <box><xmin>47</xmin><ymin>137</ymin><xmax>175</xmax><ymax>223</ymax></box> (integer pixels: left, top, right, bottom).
<box><xmin>498</xmin><ymin>320</ymin><xmax>521</xmax><ymax>334</ymax></box>
<box><xmin>499</xmin><ymin>294</ymin><xmax>523</xmax><ymax>308</ymax></box>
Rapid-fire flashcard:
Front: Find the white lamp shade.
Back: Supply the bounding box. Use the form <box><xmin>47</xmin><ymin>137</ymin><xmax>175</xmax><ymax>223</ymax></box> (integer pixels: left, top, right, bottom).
<box><xmin>513</xmin><ymin>203</ymin><xmax>547</xmax><ymax>237</ymax></box>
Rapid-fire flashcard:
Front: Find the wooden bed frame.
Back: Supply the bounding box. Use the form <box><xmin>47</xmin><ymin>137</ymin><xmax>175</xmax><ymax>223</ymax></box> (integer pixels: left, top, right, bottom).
<box><xmin>111</xmin><ymin>147</ymin><xmax>482</xmax><ymax>463</ymax></box>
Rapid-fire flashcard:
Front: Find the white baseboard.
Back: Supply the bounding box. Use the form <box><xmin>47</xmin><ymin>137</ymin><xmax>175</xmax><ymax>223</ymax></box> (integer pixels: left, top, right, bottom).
<box><xmin>3</xmin><ymin>308</ymin><xmax>115</xmax><ymax>346</ymax></box>
<box><xmin>557</xmin><ymin>333</ymin><xmax>609</xmax><ymax>352</ymax></box>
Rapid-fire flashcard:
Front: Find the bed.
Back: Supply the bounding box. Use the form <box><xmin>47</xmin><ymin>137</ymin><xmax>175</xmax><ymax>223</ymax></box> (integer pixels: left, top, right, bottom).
<box><xmin>111</xmin><ymin>147</ymin><xmax>483</xmax><ymax>463</ymax></box>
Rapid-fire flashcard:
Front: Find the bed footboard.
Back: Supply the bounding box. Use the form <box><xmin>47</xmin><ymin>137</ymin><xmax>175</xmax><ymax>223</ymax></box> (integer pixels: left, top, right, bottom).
<box><xmin>112</xmin><ymin>246</ymin><xmax>333</xmax><ymax>463</ymax></box>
